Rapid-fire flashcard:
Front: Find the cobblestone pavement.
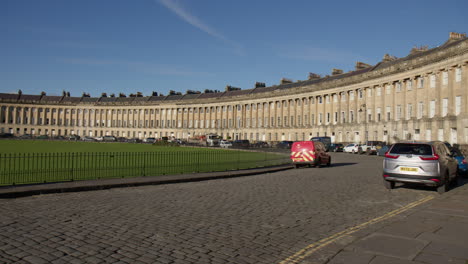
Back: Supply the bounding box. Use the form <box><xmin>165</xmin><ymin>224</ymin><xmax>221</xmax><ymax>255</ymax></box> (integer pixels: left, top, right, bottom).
<box><xmin>0</xmin><ymin>153</ymin><xmax>435</xmax><ymax>264</ymax></box>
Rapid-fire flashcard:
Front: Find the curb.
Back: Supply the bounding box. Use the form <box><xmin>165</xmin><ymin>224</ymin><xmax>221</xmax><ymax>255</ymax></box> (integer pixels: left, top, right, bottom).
<box><xmin>0</xmin><ymin>164</ymin><xmax>293</xmax><ymax>199</ymax></box>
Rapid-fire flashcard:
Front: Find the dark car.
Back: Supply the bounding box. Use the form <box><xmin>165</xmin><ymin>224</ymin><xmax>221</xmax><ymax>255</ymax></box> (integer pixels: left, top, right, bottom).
<box><xmin>232</xmin><ymin>140</ymin><xmax>250</xmax><ymax>148</ymax></box>
<box><xmin>18</xmin><ymin>134</ymin><xmax>33</xmax><ymax>139</ymax></box>
<box><xmin>252</xmin><ymin>141</ymin><xmax>269</xmax><ymax>148</ymax></box>
<box><xmin>128</xmin><ymin>138</ymin><xmax>142</xmax><ymax>143</ymax></box>
<box><xmin>0</xmin><ymin>133</ymin><xmax>14</xmax><ymax>138</ymax></box>
<box><xmin>36</xmin><ymin>135</ymin><xmax>49</xmax><ymax>140</ymax></box>
<box><xmin>276</xmin><ymin>141</ymin><xmax>294</xmax><ymax>149</ymax></box>
<box><xmin>329</xmin><ymin>143</ymin><xmax>344</xmax><ymax>152</ymax></box>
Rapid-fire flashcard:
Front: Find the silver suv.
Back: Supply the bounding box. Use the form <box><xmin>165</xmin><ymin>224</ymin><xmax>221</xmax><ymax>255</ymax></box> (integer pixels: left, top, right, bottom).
<box><xmin>382</xmin><ymin>141</ymin><xmax>458</xmax><ymax>194</ymax></box>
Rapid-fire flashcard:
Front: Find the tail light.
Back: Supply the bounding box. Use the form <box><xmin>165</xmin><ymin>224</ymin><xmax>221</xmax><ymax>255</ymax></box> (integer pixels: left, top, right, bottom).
<box><xmin>420</xmin><ymin>154</ymin><xmax>440</xmax><ymax>161</ymax></box>
<box><xmin>385</xmin><ymin>152</ymin><xmax>399</xmax><ymax>159</ymax></box>
<box><xmin>463</xmin><ymin>159</ymin><xmax>467</xmax><ymax>164</ymax></box>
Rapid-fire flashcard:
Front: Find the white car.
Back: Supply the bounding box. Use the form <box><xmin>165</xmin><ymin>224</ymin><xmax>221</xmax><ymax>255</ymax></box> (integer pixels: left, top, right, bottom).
<box><xmin>343</xmin><ymin>143</ymin><xmax>361</xmax><ymax>154</ymax></box>
<box><xmin>220</xmin><ymin>140</ymin><xmax>232</xmax><ymax>148</ymax></box>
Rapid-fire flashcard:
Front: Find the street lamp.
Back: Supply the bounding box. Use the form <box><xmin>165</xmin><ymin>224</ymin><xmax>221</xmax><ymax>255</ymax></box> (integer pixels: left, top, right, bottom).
<box><xmin>358</xmin><ymin>104</ymin><xmax>367</xmax><ymax>143</ymax></box>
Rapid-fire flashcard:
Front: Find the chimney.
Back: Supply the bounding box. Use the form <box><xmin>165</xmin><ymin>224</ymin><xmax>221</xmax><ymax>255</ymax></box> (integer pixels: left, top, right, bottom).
<box><xmin>136</xmin><ymin>92</ymin><xmax>143</xmax><ymax>97</ymax></box>
<box><xmin>101</xmin><ymin>93</ymin><xmax>107</xmax><ymax>97</ymax></box>
<box><xmin>332</xmin><ymin>69</ymin><xmax>343</xmax><ymax>75</ymax></box>
<box><xmin>382</xmin><ymin>54</ymin><xmax>397</xmax><ymax>63</ymax></box>
<box><xmin>204</xmin><ymin>89</ymin><xmax>214</xmax><ymax>93</ymax></box>
<box><xmin>186</xmin><ymin>90</ymin><xmax>201</xmax><ymax>95</ymax></box>
<box><xmin>152</xmin><ymin>91</ymin><xmax>158</xmax><ymax>96</ymax></box>
<box><xmin>410</xmin><ymin>45</ymin><xmax>428</xmax><ymax>55</ymax></box>
<box><xmin>119</xmin><ymin>93</ymin><xmax>127</xmax><ymax>98</ymax></box>
<box><xmin>355</xmin><ymin>62</ymin><xmax>372</xmax><ymax>70</ymax></box>
<box><xmin>308</xmin><ymin>73</ymin><xmax>321</xmax><ymax>80</ymax></box>
<box><xmin>225</xmin><ymin>85</ymin><xmax>241</xmax><ymax>92</ymax></box>
<box><xmin>449</xmin><ymin>32</ymin><xmax>467</xmax><ymax>41</ymax></box>
<box><xmin>280</xmin><ymin>78</ymin><xmax>293</xmax><ymax>85</ymax></box>
<box><xmin>255</xmin><ymin>82</ymin><xmax>266</xmax><ymax>88</ymax></box>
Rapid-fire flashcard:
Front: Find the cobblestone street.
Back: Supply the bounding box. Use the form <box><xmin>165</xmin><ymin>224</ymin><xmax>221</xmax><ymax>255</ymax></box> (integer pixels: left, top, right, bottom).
<box><xmin>0</xmin><ymin>153</ymin><xmax>434</xmax><ymax>263</ymax></box>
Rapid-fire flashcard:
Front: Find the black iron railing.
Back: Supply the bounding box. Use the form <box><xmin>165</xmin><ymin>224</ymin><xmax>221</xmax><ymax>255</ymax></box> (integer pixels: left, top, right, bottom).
<box><xmin>0</xmin><ymin>151</ymin><xmax>290</xmax><ymax>186</ymax></box>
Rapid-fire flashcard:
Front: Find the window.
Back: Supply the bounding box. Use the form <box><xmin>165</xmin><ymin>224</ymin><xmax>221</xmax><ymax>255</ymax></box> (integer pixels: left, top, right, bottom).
<box><xmin>417</xmin><ymin>102</ymin><xmax>424</xmax><ymax>119</ymax></box>
<box><xmin>455</xmin><ymin>96</ymin><xmax>461</xmax><ymax>115</ymax></box>
<box><xmin>367</xmin><ymin>88</ymin><xmax>372</xmax><ymax>97</ymax></box>
<box><xmin>350</xmin><ymin>91</ymin><xmax>355</xmax><ymax>101</ymax></box>
<box><xmin>442</xmin><ymin>98</ymin><xmax>448</xmax><ymax>117</ymax></box>
<box><xmin>326</xmin><ymin>113</ymin><xmax>330</xmax><ymax>123</ymax></box>
<box><xmin>407</xmin><ymin>104</ymin><xmax>413</xmax><ymax>119</ymax></box>
<box><xmin>442</xmin><ymin>71</ymin><xmax>448</xmax><ymax>85</ymax></box>
<box><xmin>429</xmin><ymin>100</ymin><xmax>436</xmax><ymax>118</ymax></box>
<box><xmin>430</xmin><ymin>74</ymin><xmax>436</xmax><ymax>88</ymax></box>
<box><xmin>333</xmin><ymin>95</ymin><xmax>338</xmax><ymax>103</ymax></box>
<box><xmin>341</xmin><ymin>111</ymin><xmax>346</xmax><ymax>123</ymax></box>
<box><xmin>386</xmin><ymin>85</ymin><xmax>391</xmax><ymax>95</ymax></box>
<box><xmin>455</xmin><ymin>67</ymin><xmax>462</xmax><ymax>82</ymax></box>
<box><xmin>349</xmin><ymin>110</ymin><xmax>354</xmax><ymax>122</ymax></box>
<box><xmin>319</xmin><ymin>113</ymin><xmax>323</xmax><ymax>124</ymax></box>
<box><xmin>334</xmin><ymin>112</ymin><xmax>338</xmax><ymax>123</ymax></box>
<box><xmin>341</xmin><ymin>92</ymin><xmax>346</xmax><ymax>101</ymax></box>
<box><xmin>386</xmin><ymin>106</ymin><xmax>391</xmax><ymax>121</ymax></box>
<box><xmin>358</xmin><ymin>90</ymin><xmax>363</xmax><ymax>99</ymax></box>
<box><xmin>318</xmin><ymin>96</ymin><xmax>322</xmax><ymax>104</ymax></box>
<box><xmin>396</xmin><ymin>82</ymin><xmax>402</xmax><ymax>92</ymax></box>
<box><xmin>396</xmin><ymin>105</ymin><xmax>402</xmax><ymax>120</ymax></box>
<box><xmin>417</xmin><ymin>77</ymin><xmax>424</xmax><ymax>88</ymax></box>
<box><xmin>326</xmin><ymin>95</ymin><xmax>330</xmax><ymax>104</ymax></box>
<box><xmin>376</xmin><ymin>87</ymin><xmax>381</xmax><ymax>96</ymax></box>
<box><xmin>407</xmin><ymin>80</ymin><xmax>413</xmax><ymax>90</ymax></box>
<box><xmin>376</xmin><ymin>108</ymin><xmax>381</xmax><ymax>122</ymax></box>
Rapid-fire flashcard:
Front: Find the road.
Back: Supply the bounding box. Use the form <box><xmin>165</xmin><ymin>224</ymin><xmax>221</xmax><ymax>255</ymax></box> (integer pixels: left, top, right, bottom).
<box><xmin>0</xmin><ymin>153</ymin><xmax>435</xmax><ymax>264</ymax></box>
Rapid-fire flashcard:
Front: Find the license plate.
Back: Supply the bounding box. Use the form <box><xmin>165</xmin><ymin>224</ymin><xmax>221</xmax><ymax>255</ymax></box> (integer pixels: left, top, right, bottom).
<box><xmin>400</xmin><ymin>167</ymin><xmax>418</xmax><ymax>172</ymax></box>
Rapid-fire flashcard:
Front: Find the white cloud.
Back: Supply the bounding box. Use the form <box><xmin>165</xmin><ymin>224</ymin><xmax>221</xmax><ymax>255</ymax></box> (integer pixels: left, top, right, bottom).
<box><xmin>157</xmin><ymin>0</ymin><xmax>244</xmax><ymax>55</ymax></box>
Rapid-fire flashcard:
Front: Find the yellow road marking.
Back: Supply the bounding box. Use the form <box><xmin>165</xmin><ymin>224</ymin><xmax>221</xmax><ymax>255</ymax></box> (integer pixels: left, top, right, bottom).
<box><xmin>279</xmin><ymin>195</ymin><xmax>434</xmax><ymax>264</ymax></box>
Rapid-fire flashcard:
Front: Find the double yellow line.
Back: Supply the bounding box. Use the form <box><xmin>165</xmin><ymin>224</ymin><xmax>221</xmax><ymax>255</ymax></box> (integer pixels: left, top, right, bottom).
<box><xmin>279</xmin><ymin>195</ymin><xmax>434</xmax><ymax>264</ymax></box>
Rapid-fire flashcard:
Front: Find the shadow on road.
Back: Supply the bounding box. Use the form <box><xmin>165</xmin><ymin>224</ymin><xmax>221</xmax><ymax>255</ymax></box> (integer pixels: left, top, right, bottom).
<box><xmin>329</xmin><ymin>162</ymin><xmax>357</xmax><ymax>167</ymax></box>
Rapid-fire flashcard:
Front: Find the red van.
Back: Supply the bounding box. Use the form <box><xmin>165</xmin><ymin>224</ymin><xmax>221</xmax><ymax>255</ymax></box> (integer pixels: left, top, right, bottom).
<box><xmin>291</xmin><ymin>141</ymin><xmax>331</xmax><ymax>168</ymax></box>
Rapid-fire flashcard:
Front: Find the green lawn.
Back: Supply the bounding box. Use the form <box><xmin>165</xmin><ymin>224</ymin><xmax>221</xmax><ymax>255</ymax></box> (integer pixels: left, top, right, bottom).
<box><xmin>0</xmin><ymin>140</ymin><xmax>289</xmax><ymax>186</ymax></box>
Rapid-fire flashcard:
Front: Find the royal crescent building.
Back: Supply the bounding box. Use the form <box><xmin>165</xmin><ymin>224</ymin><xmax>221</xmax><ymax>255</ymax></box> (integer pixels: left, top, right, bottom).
<box><xmin>1</xmin><ymin>32</ymin><xmax>468</xmax><ymax>145</ymax></box>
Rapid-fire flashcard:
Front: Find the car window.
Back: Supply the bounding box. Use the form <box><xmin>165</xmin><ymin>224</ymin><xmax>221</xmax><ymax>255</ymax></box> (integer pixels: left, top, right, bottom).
<box><xmin>390</xmin><ymin>143</ymin><xmax>433</xmax><ymax>155</ymax></box>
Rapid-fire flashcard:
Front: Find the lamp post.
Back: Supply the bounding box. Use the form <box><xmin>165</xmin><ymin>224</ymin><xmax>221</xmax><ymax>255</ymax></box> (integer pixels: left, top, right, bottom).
<box><xmin>358</xmin><ymin>104</ymin><xmax>367</xmax><ymax>143</ymax></box>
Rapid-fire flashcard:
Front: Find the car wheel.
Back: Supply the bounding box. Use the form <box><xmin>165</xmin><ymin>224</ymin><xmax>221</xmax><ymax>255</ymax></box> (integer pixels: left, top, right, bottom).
<box><xmin>437</xmin><ymin>173</ymin><xmax>450</xmax><ymax>194</ymax></box>
<box><xmin>383</xmin><ymin>179</ymin><xmax>395</xmax><ymax>190</ymax></box>
<box><xmin>327</xmin><ymin>157</ymin><xmax>331</xmax><ymax>167</ymax></box>
<box><xmin>366</xmin><ymin>149</ymin><xmax>371</xmax><ymax>155</ymax></box>
<box><xmin>294</xmin><ymin>164</ymin><xmax>299</xmax><ymax>169</ymax></box>
<box><xmin>352</xmin><ymin>150</ymin><xmax>355</xmax><ymax>154</ymax></box>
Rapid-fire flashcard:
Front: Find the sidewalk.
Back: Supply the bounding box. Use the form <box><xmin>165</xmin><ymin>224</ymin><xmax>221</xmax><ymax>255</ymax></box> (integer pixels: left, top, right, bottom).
<box><xmin>302</xmin><ymin>182</ymin><xmax>468</xmax><ymax>264</ymax></box>
<box><xmin>0</xmin><ymin>164</ymin><xmax>292</xmax><ymax>198</ymax></box>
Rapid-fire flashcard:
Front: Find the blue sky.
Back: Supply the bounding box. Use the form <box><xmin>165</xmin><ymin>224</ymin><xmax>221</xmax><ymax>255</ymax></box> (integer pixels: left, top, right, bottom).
<box><xmin>1</xmin><ymin>0</ymin><xmax>467</xmax><ymax>97</ymax></box>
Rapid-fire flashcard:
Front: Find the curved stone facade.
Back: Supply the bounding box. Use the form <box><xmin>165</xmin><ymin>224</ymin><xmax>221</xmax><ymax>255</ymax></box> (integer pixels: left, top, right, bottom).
<box><xmin>1</xmin><ymin>34</ymin><xmax>468</xmax><ymax>144</ymax></box>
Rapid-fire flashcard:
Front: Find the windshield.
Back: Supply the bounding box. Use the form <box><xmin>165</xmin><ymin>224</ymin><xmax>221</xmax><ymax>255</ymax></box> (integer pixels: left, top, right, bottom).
<box><xmin>390</xmin><ymin>143</ymin><xmax>433</xmax><ymax>155</ymax></box>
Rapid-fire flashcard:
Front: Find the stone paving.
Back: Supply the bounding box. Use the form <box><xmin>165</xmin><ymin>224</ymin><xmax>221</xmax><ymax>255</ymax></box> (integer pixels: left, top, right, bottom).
<box><xmin>0</xmin><ymin>153</ymin><xmax>464</xmax><ymax>264</ymax></box>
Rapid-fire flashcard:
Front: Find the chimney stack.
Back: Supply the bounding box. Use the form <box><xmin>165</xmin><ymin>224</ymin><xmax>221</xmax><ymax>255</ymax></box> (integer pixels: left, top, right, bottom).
<box><xmin>308</xmin><ymin>73</ymin><xmax>321</xmax><ymax>80</ymax></box>
<box><xmin>355</xmin><ymin>62</ymin><xmax>372</xmax><ymax>70</ymax></box>
<box><xmin>332</xmin><ymin>69</ymin><xmax>343</xmax><ymax>75</ymax></box>
<box><xmin>280</xmin><ymin>78</ymin><xmax>293</xmax><ymax>85</ymax></box>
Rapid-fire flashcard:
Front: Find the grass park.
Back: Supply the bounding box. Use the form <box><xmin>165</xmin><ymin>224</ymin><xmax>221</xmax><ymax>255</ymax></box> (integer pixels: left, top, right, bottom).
<box><xmin>0</xmin><ymin>140</ymin><xmax>289</xmax><ymax>186</ymax></box>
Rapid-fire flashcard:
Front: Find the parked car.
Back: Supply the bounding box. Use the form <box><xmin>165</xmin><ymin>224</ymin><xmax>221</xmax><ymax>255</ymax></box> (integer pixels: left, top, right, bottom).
<box><xmin>82</xmin><ymin>136</ymin><xmax>95</xmax><ymax>142</ymax></box>
<box><xmin>232</xmin><ymin>140</ymin><xmax>250</xmax><ymax>149</ymax></box>
<box><xmin>329</xmin><ymin>143</ymin><xmax>344</xmax><ymax>152</ymax></box>
<box><xmin>358</xmin><ymin>141</ymin><xmax>384</xmax><ymax>155</ymax></box>
<box><xmin>382</xmin><ymin>141</ymin><xmax>459</xmax><ymax>194</ymax></box>
<box><xmin>377</xmin><ymin>145</ymin><xmax>391</xmax><ymax>156</ymax></box>
<box><xmin>128</xmin><ymin>138</ymin><xmax>142</xmax><ymax>143</ymax></box>
<box><xmin>36</xmin><ymin>135</ymin><xmax>49</xmax><ymax>139</ymax></box>
<box><xmin>68</xmin><ymin>135</ymin><xmax>80</xmax><ymax>141</ymax></box>
<box><xmin>18</xmin><ymin>134</ymin><xmax>33</xmax><ymax>139</ymax></box>
<box><xmin>102</xmin><ymin>136</ymin><xmax>116</xmax><ymax>142</ymax></box>
<box><xmin>252</xmin><ymin>141</ymin><xmax>269</xmax><ymax>148</ymax></box>
<box><xmin>220</xmin><ymin>140</ymin><xmax>233</xmax><ymax>148</ymax></box>
<box><xmin>451</xmin><ymin>148</ymin><xmax>467</xmax><ymax>176</ymax></box>
<box><xmin>0</xmin><ymin>133</ymin><xmax>14</xmax><ymax>138</ymax></box>
<box><xmin>276</xmin><ymin>141</ymin><xmax>294</xmax><ymax>149</ymax></box>
<box><xmin>94</xmin><ymin>136</ymin><xmax>103</xmax><ymax>141</ymax></box>
<box><xmin>143</xmin><ymin>137</ymin><xmax>156</xmax><ymax>143</ymax></box>
<box><xmin>343</xmin><ymin>143</ymin><xmax>360</xmax><ymax>154</ymax></box>
<box><xmin>116</xmin><ymin>137</ymin><xmax>128</xmax><ymax>142</ymax></box>
<box><xmin>291</xmin><ymin>141</ymin><xmax>331</xmax><ymax>168</ymax></box>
